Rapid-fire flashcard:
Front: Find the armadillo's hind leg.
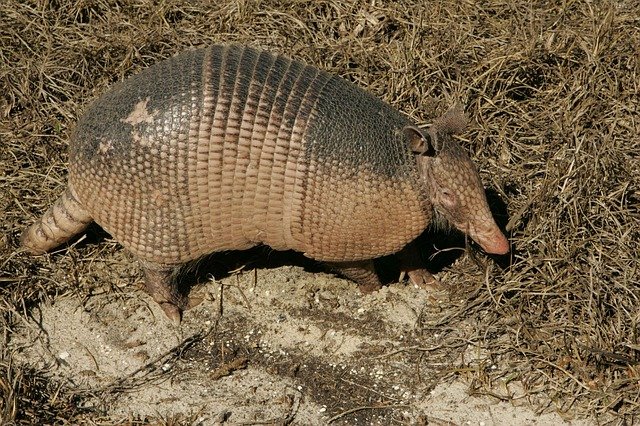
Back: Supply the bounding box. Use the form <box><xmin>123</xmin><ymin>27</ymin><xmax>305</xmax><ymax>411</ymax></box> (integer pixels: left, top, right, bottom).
<box><xmin>140</xmin><ymin>263</ymin><xmax>188</xmax><ymax>323</ymax></box>
<box><xmin>327</xmin><ymin>260</ymin><xmax>382</xmax><ymax>293</ymax></box>
<box><xmin>21</xmin><ymin>186</ymin><xmax>93</xmax><ymax>254</ymax></box>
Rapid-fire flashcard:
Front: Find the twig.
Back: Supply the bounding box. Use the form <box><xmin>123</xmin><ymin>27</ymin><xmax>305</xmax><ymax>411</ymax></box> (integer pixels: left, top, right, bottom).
<box><xmin>327</xmin><ymin>404</ymin><xmax>411</xmax><ymax>423</ymax></box>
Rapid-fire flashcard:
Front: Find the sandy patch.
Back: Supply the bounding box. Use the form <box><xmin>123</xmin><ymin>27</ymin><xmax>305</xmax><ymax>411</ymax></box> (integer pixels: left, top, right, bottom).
<box><xmin>9</xmin><ymin>265</ymin><xmax>590</xmax><ymax>424</ymax></box>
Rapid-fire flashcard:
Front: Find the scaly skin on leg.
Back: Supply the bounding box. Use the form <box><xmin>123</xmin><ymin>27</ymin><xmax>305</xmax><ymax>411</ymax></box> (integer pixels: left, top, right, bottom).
<box><xmin>397</xmin><ymin>242</ymin><xmax>442</xmax><ymax>291</ymax></box>
<box><xmin>327</xmin><ymin>260</ymin><xmax>382</xmax><ymax>293</ymax></box>
<box><xmin>140</xmin><ymin>263</ymin><xmax>187</xmax><ymax>323</ymax></box>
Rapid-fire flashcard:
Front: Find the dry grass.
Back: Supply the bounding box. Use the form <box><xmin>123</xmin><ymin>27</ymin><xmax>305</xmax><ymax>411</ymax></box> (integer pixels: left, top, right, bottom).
<box><xmin>1</xmin><ymin>0</ymin><xmax>639</xmax><ymax>424</ymax></box>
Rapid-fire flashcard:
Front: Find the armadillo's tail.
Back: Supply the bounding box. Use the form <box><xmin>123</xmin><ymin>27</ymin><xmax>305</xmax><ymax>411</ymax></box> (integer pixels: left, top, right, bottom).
<box><xmin>21</xmin><ymin>186</ymin><xmax>93</xmax><ymax>254</ymax></box>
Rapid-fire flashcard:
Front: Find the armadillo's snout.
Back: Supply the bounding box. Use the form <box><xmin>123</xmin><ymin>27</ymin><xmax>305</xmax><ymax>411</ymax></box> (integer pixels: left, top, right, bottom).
<box><xmin>476</xmin><ymin>229</ymin><xmax>510</xmax><ymax>255</ymax></box>
<box><xmin>471</xmin><ymin>224</ymin><xmax>510</xmax><ymax>255</ymax></box>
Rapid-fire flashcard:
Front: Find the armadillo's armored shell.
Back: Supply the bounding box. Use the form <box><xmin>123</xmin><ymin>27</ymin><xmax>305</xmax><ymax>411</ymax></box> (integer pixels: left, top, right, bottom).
<box><xmin>70</xmin><ymin>45</ymin><xmax>430</xmax><ymax>265</ymax></box>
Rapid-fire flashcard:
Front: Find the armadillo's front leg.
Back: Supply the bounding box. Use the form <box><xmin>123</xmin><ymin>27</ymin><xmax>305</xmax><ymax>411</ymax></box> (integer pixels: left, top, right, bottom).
<box><xmin>327</xmin><ymin>260</ymin><xmax>382</xmax><ymax>293</ymax></box>
<box><xmin>397</xmin><ymin>242</ymin><xmax>442</xmax><ymax>291</ymax></box>
<box><xmin>140</xmin><ymin>262</ymin><xmax>187</xmax><ymax>323</ymax></box>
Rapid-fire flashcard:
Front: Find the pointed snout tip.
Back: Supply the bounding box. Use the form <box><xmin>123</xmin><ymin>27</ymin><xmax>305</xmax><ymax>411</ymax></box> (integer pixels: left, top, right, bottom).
<box><xmin>477</xmin><ymin>231</ymin><xmax>510</xmax><ymax>255</ymax></box>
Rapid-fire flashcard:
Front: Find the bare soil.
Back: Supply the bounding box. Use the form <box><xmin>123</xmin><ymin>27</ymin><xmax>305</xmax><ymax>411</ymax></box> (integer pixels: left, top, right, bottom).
<box><xmin>7</xmin><ymin>253</ymin><xmax>587</xmax><ymax>424</ymax></box>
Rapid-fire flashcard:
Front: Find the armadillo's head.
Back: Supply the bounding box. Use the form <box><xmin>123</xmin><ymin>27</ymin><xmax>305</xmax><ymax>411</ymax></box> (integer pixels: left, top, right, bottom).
<box><xmin>405</xmin><ymin>106</ymin><xmax>509</xmax><ymax>255</ymax></box>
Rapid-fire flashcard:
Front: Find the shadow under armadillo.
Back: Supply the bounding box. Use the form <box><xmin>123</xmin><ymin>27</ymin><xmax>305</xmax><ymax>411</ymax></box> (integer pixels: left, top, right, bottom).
<box><xmin>69</xmin><ymin>224</ymin><xmax>459</xmax><ymax>300</ymax></box>
<box><xmin>170</xmin><ymin>243</ymin><xmax>459</xmax><ymax>302</ymax></box>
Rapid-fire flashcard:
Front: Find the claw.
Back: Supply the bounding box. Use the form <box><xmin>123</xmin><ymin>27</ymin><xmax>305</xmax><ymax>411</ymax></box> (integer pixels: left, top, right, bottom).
<box><xmin>397</xmin><ymin>243</ymin><xmax>444</xmax><ymax>293</ymax></box>
<box><xmin>187</xmin><ymin>295</ymin><xmax>204</xmax><ymax>310</ymax></box>
<box><xmin>407</xmin><ymin>268</ymin><xmax>443</xmax><ymax>291</ymax></box>
<box><xmin>159</xmin><ymin>302</ymin><xmax>183</xmax><ymax>324</ymax></box>
<box><xmin>141</xmin><ymin>263</ymin><xmax>188</xmax><ymax>323</ymax></box>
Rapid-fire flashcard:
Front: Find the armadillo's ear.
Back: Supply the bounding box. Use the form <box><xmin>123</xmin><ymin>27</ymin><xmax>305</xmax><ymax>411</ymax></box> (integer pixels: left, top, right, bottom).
<box><xmin>432</xmin><ymin>103</ymin><xmax>467</xmax><ymax>135</ymax></box>
<box><xmin>404</xmin><ymin>125</ymin><xmax>437</xmax><ymax>157</ymax></box>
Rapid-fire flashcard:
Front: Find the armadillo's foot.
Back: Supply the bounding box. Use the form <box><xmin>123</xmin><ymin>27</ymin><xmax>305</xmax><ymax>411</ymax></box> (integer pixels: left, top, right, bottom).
<box><xmin>406</xmin><ymin>269</ymin><xmax>443</xmax><ymax>291</ymax></box>
<box><xmin>397</xmin><ymin>242</ymin><xmax>443</xmax><ymax>292</ymax></box>
<box><xmin>327</xmin><ymin>260</ymin><xmax>382</xmax><ymax>293</ymax></box>
<box><xmin>158</xmin><ymin>302</ymin><xmax>182</xmax><ymax>324</ymax></box>
<box><xmin>141</xmin><ymin>264</ymin><xmax>187</xmax><ymax>323</ymax></box>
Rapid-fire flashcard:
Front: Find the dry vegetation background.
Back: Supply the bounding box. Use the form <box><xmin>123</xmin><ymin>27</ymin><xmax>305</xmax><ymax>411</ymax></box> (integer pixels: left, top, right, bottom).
<box><xmin>0</xmin><ymin>0</ymin><xmax>639</xmax><ymax>424</ymax></box>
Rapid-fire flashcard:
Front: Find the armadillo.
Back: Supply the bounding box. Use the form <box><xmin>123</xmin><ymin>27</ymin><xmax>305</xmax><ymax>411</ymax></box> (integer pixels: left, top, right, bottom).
<box><xmin>21</xmin><ymin>44</ymin><xmax>509</xmax><ymax>321</ymax></box>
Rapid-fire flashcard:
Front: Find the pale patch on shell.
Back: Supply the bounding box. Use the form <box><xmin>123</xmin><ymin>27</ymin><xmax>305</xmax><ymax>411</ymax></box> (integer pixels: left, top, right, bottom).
<box><xmin>131</xmin><ymin>130</ymin><xmax>152</xmax><ymax>147</ymax></box>
<box><xmin>98</xmin><ymin>139</ymin><xmax>113</xmax><ymax>154</ymax></box>
<box><xmin>121</xmin><ymin>98</ymin><xmax>155</xmax><ymax>126</ymax></box>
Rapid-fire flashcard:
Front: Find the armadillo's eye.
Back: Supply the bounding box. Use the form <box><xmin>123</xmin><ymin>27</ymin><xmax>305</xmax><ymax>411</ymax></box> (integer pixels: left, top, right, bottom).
<box><xmin>440</xmin><ymin>188</ymin><xmax>457</xmax><ymax>210</ymax></box>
